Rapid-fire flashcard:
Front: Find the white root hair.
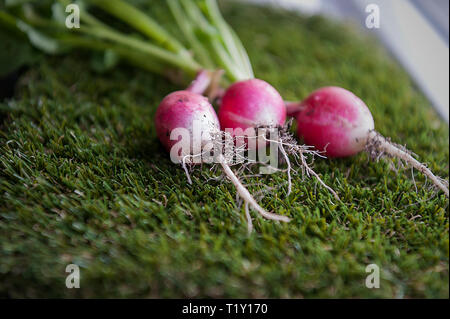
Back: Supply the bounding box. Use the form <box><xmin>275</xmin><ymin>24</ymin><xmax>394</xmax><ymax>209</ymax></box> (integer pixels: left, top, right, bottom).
<box><xmin>366</xmin><ymin>130</ymin><xmax>449</xmax><ymax>197</ymax></box>
<box><xmin>260</xmin><ymin>122</ymin><xmax>340</xmax><ymax>201</ymax></box>
<box><xmin>279</xmin><ymin>143</ymin><xmax>292</xmax><ymax>196</ymax></box>
<box><xmin>218</xmin><ymin>153</ymin><xmax>291</xmax><ymax>223</ymax></box>
<box><xmin>181</xmin><ymin>130</ymin><xmax>291</xmax><ymax>224</ymax></box>
<box><xmin>244</xmin><ymin>203</ymin><xmax>253</xmax><ymax>235</ymax></box>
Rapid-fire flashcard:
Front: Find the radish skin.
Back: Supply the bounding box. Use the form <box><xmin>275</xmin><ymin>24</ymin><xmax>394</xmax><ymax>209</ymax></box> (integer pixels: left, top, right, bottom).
<box><xmin>155</xmin><ymin>90</ymin><xmax>219</xmax><ymax>160</ymax></box>
<box><xmin>218</xmin><ymin>79</ymin><xmax>338</xmax><ymax>199</ymax></box>
<box><xmin>219</xmin><ymin>79</ymin><xmax>286</xmax><ymax>149</ymax></box>
<box><xmin>294</xmin><ymin>86</ymin><xmax>449</xmax><ymax>197</ymax></box>
<box><xmin>296</xmin><ymin>87</ymin><xmax>375</xmax><ymax>158</ymax></box>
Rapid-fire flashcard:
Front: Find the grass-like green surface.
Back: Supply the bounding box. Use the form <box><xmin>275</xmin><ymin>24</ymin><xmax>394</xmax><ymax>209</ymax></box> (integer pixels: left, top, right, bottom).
<box><xmin>0</xmin><ymin>3</ymin><xmax>449</xmax><ymax>298</ymax></box>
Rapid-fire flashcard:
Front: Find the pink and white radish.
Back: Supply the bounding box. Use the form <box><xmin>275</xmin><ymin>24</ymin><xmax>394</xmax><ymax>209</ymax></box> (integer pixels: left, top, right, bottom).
<box><xmin>155</xmin><ymin>90</ymin><xmax>219</xmax><ymax>164</ymax></box>
<box><xmin>290</xmin><ymin>86</ymin><xmax>449</xmax><ymax>197</ymax></box>
<box><xmin>155</xmin><ymin>73</ymin><xmax>290</xmax><ymax>223</ymax></box>
<box><xmin>218</xmin><ymin>78</ymin><xmax>286</xmax><ymax>149</ymax></box>
<box><xmin>218</xmin><ymin>78</ymin><xmax>339</xmax><ymax>199</ymax></box>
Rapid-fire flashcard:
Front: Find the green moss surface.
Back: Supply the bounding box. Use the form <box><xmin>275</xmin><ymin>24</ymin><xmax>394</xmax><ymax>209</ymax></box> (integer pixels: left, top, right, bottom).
<box><xmin>0</xmin><ymin>3</ymin><xmax>448</xmax><ymax>298</ymax></box>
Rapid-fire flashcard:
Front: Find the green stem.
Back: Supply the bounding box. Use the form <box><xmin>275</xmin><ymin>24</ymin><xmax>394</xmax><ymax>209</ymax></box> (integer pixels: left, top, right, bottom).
<box><xmin>0</xmin><ymin>10</ymin><xmax>27</xmax><ymax>38</ymax></box>
<box><xmin>20</xmin><ymin>4</ymin><xmax>62</xmax><ymax>28</ymax></box>
<box><xmin>79</xmin><ymin>26</ymin><xmax>201</xmax><ymax>77</ymax></box>
<box><xmin>57</xmin><ymin>0</ymin><xmax>110</xmax><ymax>28</ymax></box>
<box><xmin>181</xmin><ymin>0</ymin><xmax>245</xmax><ymax>81</ymax></box>
<box><xmin>87</xmin><ymin>0</ymin><xmax>188</xmax><ymax>56</ymax></box>
<box><xmin>208</xmin><ymin>39</ymin><xmax>242</xmax><ymax>82</ymax></box>
<box><xmin>167</xmin><ymin>0</ymin><xmax>214</xmax><ymax>69</ymax></box>
<box><xmin>5</xmin><ymin>3</ymin><xmax>200</xmax><ymax>78</ymax></box>
<box><xmin>0</xmin><ymin>10</ymin><xmax>18</xmax><ymax>28</ymax></box>
<box><xmin>228</xmin><ymin>26</ymin><xmax>254</xmax><ymax>78</ymax></box>
<box><xmin>58</xmin><ymin>35</ymin><xmax>168</xmax><ymax>76</ymax></box>
<box><xmin>202</xmin><ymin>0</ymin><xmax>254</xmax><ymax>78</ymax></box>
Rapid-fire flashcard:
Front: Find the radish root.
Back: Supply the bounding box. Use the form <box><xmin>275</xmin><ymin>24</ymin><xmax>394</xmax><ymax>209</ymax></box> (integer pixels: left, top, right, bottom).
<box><xmin>298</xmin><ymin>149</ymin><xmax>340</xmax><ymax>201</ymax></box>
<box><xmin>279</xmin><ymin>143</ymin><xmax>292</xmax><ymax>196</ymax></box>
<box><xmin>260</xmin><ymin>123</ymin><xmax>340</xmax><ymax>201</ymax></box>
<box><xmin>244</xmin><ymin>203</ymin><xmax>253</xmax><ymax>235</ymax></box>
<box><xmin>180</xmin><ymin>130</ymin><xmax>290</xmax><ymax>225</ymax></box>
<box><xmin>366</xmin><ymin>130</ymin><xmax>449</xmax><ymax>197</ymax></box>
<box><xmin>218</xmin><ymin>154</ymin><xmax>291</xmax><ymax>223</ymax></box>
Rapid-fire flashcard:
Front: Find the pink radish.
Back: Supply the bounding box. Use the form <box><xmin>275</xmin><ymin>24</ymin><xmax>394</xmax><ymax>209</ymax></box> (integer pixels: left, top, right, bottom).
<box><xmin>154</xmin><ymin>73</ymin><xmax>290</xmax><ymax>223</ymax></box>
<box><xmin>218</xmin><ymin>78</ymin><xmax>286</xmax><ymax>149</ymax></box>
<box><xmin>291</xmin><ymin>86</ymin><xmax>449</xmax><ymax>197</ymax></box>
<box><xmin>218</xmin><ymin>78</ymin><xmax>339</xmax><ymax>200</ymax></box>
<box><xmin>155</xmin><ymin>90</ymin><xmax>219</xmax><ymax>160</ymax></box>
<box><xmin>155</xmin><ymin>70</ymin><xmax>220</xmax><ymax>161</ymax></box>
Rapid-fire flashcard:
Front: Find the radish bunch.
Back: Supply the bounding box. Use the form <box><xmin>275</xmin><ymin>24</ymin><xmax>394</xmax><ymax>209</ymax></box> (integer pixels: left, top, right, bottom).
<box><xmin>218</xmin><ymin>78</ymin><xmax>286</xmax><ymax>148</ymax></box>
<box><xmin>216</xmin><ymin>78</ymin><xmax>340</xmax><ymax>199</ymax></box>
<box><xmin>154</xmin><ymin>73</ymin><xmax>291</xmax><ymax>226</ymax></box>
<box><xmin>8</xmin><ymin>0</ymin><xmax>447</xmax><ymax>231</ymax></box>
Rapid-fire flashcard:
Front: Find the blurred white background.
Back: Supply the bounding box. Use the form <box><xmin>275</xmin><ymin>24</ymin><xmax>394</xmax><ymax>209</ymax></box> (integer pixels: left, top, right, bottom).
<box><xmin>241</xmin><ymin>0</ymin><xmax>450</xmax><ymax>123</ymax></box>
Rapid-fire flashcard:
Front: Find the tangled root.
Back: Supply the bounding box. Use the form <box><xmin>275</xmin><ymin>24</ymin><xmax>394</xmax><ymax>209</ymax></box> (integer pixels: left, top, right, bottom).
<box><xmin>180</xmin><ymin>122</ymin><xmax>342</xmax><ymax>233</ymax></box>
<box><xmin>259</xmin><ymin>120</ymin><xmax>340</xmax><ymax>201</ymax></box>
<box><xmin>181</xmin><ymin>130</ymin><xmax>290</xmax><ymax>227</ymax></box>
<box><xmin>365</xmin><ymin>130</ymin><xmax>449</xmax><ymax>197</ymax></box>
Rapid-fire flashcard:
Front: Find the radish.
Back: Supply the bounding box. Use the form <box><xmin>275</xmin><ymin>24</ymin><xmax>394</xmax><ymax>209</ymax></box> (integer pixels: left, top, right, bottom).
<box><xmin>155</xmin><ymin>90</ymin><xmax>219</xmax><ymax>160</ymax></box>
<box><xmin>218</xmin><ymin>78</ymin><xmax>286</xmax><ymax>149</ymax></box>
<box><xmin>154</xmin><ymin>74</ymin><xmax>290</xmax><ymax>224</ymax></box>
<box><xmin>291</xmin><ymin>86</ymin><xmax>449</xmax><ymax>197</ymax></box>
<box><xmin>218</xmin><ymin>78</ymin><xmax>340</xmax><ymax>199</ymax></box>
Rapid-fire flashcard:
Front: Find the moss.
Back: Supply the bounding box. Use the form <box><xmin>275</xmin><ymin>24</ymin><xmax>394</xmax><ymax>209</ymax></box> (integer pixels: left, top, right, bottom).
<box><xmin>0</xmin><ymin>3</ymin><xmax>448</xmax><ymax>298</ymax></box>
